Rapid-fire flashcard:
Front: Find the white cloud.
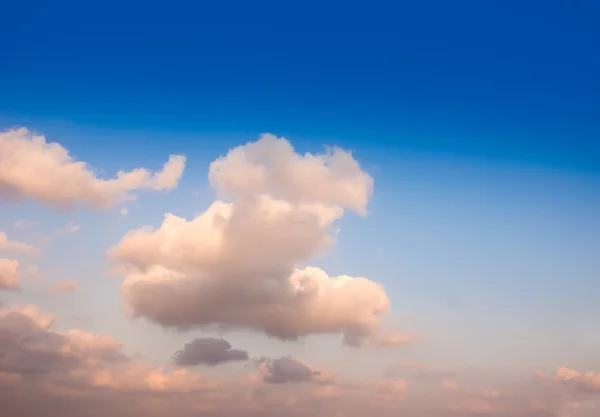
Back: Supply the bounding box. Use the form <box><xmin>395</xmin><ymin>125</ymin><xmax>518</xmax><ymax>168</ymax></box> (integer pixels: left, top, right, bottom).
<box><xmin>209</xmin><ymin>133</ymin><xmax>373</xmax><ymax>215</ymax></box>
<box><xmin>109</xmin><ymin>135</ymin><xmax>417</xmax><ymax>347</ymax></box>
<box><xmin>0</xmin><ymin>128</ymin><xmax>186</xmax><ymax>210</ymax></box>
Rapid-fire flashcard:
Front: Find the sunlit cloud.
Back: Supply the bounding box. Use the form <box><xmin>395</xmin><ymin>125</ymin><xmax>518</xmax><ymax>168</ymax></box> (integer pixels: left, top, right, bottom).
<box><xmin>0</xmin><ymin>232</ymin><xmax>39</xmax><ymax>256</ymax></box>
<box><xmin>0</xmin><ymin>128</ymin><xmax>186</xmax><ymax>210</ymax></box>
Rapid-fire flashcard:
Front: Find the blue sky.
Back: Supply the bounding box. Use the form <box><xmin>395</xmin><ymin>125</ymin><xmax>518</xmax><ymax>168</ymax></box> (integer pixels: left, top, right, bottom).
<box><xmin>1</xmin><ymin>1</ymin><xmax>600</xmax><ymax>416</ymax></box>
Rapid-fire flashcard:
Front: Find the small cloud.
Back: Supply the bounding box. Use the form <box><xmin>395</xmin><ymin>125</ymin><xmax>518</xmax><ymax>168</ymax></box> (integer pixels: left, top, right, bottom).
<box><xmin>173</xmin><ymin>338</ymin><xmax>248</xmax><ymax>367</ymax></box>
<box><xmin>13</xmin><ymin>220</ymin><xmax>40</xmax><ymax>229</ymax></box>
<box><xmin>256</xmin><ymin>356</ymin><xmax>331</xmax><ymax>385</ymax></box>
<box><xmin>0</xmin><ymin>258</ymin><xmax>21</xmax><ymax>290</ymax></box>
<box><xmin>120</xmin><ymin>207</ymin><xmax>129</xmax><ymax>216</ymax></box>
<box><xmin>538</xmin><ymin>366</ymin><xmax>600</xmax><ymax>393</ymax></box>
<box><xmin>0</xmin><ymin>232</ymin><xmax>40</xmax><ymax>256</ymax></box>
<box><xmin>0</xmin><ymin>127</ymin><xmax>186</xmax><ymax>210</ymax></box>
<box><xmin>41</xmin><ymin>222</ymin><xmax>81</xmax><ymax>244</ymax></box>
<box><xmin>51</xmin><ymin>280</ymin><xmax>78</xmax><ymax>294</ymax></box>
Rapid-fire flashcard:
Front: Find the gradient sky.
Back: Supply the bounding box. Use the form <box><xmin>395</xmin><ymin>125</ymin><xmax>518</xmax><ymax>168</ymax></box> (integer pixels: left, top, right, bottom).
<box><xmin>1</xmin><ymin>1</ymin><xmax>599</xmax><ymax>417</ymax></box>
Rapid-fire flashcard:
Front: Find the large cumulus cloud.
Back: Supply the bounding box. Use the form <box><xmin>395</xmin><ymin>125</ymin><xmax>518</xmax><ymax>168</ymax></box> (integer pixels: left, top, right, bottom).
<box><xmin>0</xmin><ymin>128</ymin><xmax>186</xmax><ymax>210</ymax></box>
<box><xmin>109</xmin><ymin>134</ymin><xmax>418</xmax><ymax>347</ymax></box>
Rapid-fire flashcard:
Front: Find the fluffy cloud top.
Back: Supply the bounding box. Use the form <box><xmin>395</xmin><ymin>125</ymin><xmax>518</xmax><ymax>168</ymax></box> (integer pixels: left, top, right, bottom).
<box><xmin>109</xmin><ymin>135</ymin><xmax>416</xmax><ymax>347</ymax></box>
<box><xmin>173</xmin><ymin>338</ymin><xmax>248</xmax><ymax>366</ymax></box>
<box><xmin>0</xmin><ymin>128</ymin><xmax>186</xmax><ymax>210</ymax></box>
<box><xmin>0</xmin><ymin>258</ymin><xmax>21</xmax><ymax>290</ymax></box>
<box><xmin>0</xmin><ymin>232</ymin><xmax>39</xmax><ymax>255</ymax></box>
<box><xmin>209</xmin><ymin>134</ymin><xmax>374</xmax><ymax>215</ymax></box>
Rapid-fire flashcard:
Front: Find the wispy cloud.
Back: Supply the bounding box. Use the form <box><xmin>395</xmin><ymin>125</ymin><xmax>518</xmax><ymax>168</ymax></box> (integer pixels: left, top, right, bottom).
<box><xmin>40</xmin><ymin>222</ymin><xmax>81</xmax><ymax>244</ymax></box>
<box><xmin>0</xmin><ymin>232</ymin><xmax>40</xmax><ymax>256</ymax></box>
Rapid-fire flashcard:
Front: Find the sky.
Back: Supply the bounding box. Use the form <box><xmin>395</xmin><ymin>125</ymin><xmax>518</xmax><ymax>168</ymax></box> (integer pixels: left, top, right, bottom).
<box><xmin>1</xmin><ymin>1</ymin><xmax>600</xmax><ymax>417</ymax></box>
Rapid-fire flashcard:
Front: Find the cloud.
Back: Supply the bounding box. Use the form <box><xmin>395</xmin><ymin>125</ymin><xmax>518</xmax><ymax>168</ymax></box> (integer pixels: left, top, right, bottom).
<box><xmin>0</xmin><ymin>304</ymin><xmax>125</xmax><ymax>376</ymax></box>
<box><xmin>0</xmin><ymin>304</ymin><xmax>54</xmax><ymax>330</ymax></box>
<box><xmin>108</xmin><ymin>135</ymin><xmax>418</xmax><ymax>347</ymax></box>
<box><xmin>88</xmin><ymin>364</ymin><xmax>214</xmax><ymax>393</ymax></box>
<box><xmin>51</xmin><ymin>281</ymin><xmax>78</xmax><ymax>294</ymax></box>
<box><xmin>208</xmin><ymin>133</ymin><xmax>374</xmax><ymax>215</ymax></box>
<box><xmin>0</xmin><ymin>232</ymin><xmax>39</xmax><ymax>255</ymax></box>
<box><xmin>0</xmin><ymin>128</ymin><xmax>186</xmax><ymax>210</ymax></box>
<box><xmin>41</xmin><ymin>222</ymin><xmax>81</xmax><ymax>243</ymax></box>
<box><xmin>173</xmin><ymin>338</ymin><xmax>248</xmax><ymax>366</ymax></box>
<box><xmin>538</xmin><ymin>366</ymin><xmax>600</xmax><ymax>394</ymax></box>
<box><xmin>0</xmin><ymin>258</ymin><xmax>21</xmax><ymax>290</ymax></box>
<box><xmin>257</xmin><ymin>356</ymin><xmax>331</xmax><ymax>385</ymax></box>
<box><xmin>0</xmin><ymin>304</ymin><xmax>570</xmax><ymax>417</ymax></box>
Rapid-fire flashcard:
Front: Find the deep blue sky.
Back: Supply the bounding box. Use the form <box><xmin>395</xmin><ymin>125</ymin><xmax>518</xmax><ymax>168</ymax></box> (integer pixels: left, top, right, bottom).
<box><xmin>2</xmin><ymin>0</ymin><xmax>600</xmax><ymax>172</ymax></box>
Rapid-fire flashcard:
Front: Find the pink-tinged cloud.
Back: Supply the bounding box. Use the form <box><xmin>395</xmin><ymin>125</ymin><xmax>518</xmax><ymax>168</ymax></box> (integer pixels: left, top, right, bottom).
<box><xmin>0</xmin><ymin>232</ymin><xmax>39</xmax><ymax>255</ymax></box>
<box><xmin>108</xmin><ymin>136</ymin><xmax>418</xmax><ymax>347</ymax></box>
<box><xmin>88</xmin><ymin>364</ymin><xmax>215</xmax><ymax>393</ymax></box>
<box><xmin>0</xmin><ymin>302</ymin><xmax>423</xmax><ymax>417</ymax></box>
<box><xmin>443</xmin><ymin>379</ymin><xmax>461</xmax><ymax>390</ymax></box>
<box><xmin>0</xmin><ymin>304</ymin><xmax>55</xmax><ymax>329</ymax></box>
<box><xmin>538</xmin><ymin>366</ymin><xmax>600</xmax><ymax>393</ymax></box>
<box><xmin>51</xmin><ymin>280</ymin><xmax>78</xmax><ymax>294</ymax></box>
<box><xmin>0</xmin><ymin>305</ymin><xmax>125</xmax><ymax>376</ymax></box>
<box><xmin>208</xmin><ymin>133</ymin><xmax>374</xmax><ymax>215</ymax></box>
<box><xmin>0</xmin><ymin>258</ymin><xmax>21</xmax><ymax>290</ymax></box>
<box><xmin>0</xmin><ymin>308</ymin><xmax>565</xmax><ymax>417</ymax></box>
<box><xmin>0</xmin><ymin>128</ymin><xmax>186</xmax><ymax>210</ymax></box>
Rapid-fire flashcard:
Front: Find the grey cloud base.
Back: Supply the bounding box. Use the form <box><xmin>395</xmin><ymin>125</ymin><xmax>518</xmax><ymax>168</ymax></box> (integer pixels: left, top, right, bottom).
<box><xmin>173</xmin><ymin>338</ymin><xmax>248</xmax><ymax>366</ymax></box>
